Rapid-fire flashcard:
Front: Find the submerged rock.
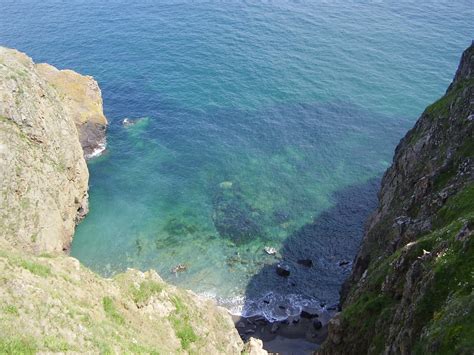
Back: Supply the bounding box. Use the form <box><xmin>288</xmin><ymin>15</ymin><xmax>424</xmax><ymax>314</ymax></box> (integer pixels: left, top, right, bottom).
<box><xmin>264</xmin><ymin>246</ymin><xmax>277</xmax><ymax>255</ymax></box>
<box><xmin>212</xmin><ymin>184</ymin><xmax>264</xmax><ymax>243</ymax></box>
<box><xmin>219</xmin><ymin>181</ymin><xmax>233</xmax><ymax>189</ymax></box>
<box><xmin>171</xmin><ymin>263</ymin><xmax>188</xmax><ymax>274</ymax></box>
<box><xmin>122</xmin><ymin>117</ymin><xmax>135</xmax><ymax>127</ymax></box>
<box><xmin>121</xmin><ymin>117</ymin><xmax>148</xmax><ymax>128</ymax></box>
<box><xmin>276</xmin><ymin>263</ymin><xmax>291</xmax><ymax>277</ymax></box>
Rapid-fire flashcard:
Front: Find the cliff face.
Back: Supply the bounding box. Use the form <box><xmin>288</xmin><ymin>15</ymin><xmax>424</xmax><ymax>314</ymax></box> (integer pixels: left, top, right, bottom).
<box><xmin>36</xmin><ymin>63</ymin><xmax>108</xmax><ymax>158</ymax></box>
<box><xmin>319</xmin><ymin>44</ymin><xmax>473</xmax><ymax>354</ymax></box>
<box><xmin>0</xmin><ymin>47</ymin><xmax>245</xmax><ymax>354</ymax></box>
<box><xmin>0</xmin><ymin>47</ymin><xmax>90</xmax><ymax>253</ymax></box>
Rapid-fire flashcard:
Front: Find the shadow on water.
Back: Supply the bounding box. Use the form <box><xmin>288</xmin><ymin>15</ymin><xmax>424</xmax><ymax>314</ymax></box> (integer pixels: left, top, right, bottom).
<box><xmin>235</xmin><ymin>178</ymin><xmax>380</xmax><ymax>353</ymax></box>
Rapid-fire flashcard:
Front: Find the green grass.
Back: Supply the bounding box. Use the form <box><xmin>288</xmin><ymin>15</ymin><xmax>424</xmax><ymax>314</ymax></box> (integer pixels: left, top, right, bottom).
<box><xmin>3</xmin><ymin>305</ymin><xmax>19</xmax><ymax>316</ymax></box>
<box><xmin>131</xmin><ymin>280</ymin><xmax>164</xmax><ymax>305</ymax></box>
<box><xmin>425</xmin><ymin>78</ymin><xmax>474</xmax><ymax>118</ymax></box>
<box><xmin>435</xmin><ymin>182</ymin><xmax>474</xmax><ymax>228</ymax></box>
<box><xmin>43</xmin><ymin>336</ymin><xmax>71</xmax><ymax>352</ymax></box>
<box><xmin>102</xmin><ymin>297</ymin><xmax>125</xmax><ymax>325</ymax></box>
<box><xmin>19</xmin><ymin>259</ymin><xmax>51</xmax><ymax>277</ymax></box>
<box><xmin>170</xmin><ymin>316</ymin><xmax>199</xmax><ymax>351</ymax></box>
<box><xmin>128</xmin><ymin>342</ymin><xmax>161</xmax><ymax>354</ymax></box>
<box><xmin>412</xmin><ymin>218</ymin><xmax>474</xmax><ymax>333</ymax></box>
<box><xmin>0</xmin><ymin>338</ymin><xmax>36</xmax><ymax>354</ymax></box>
<box><xmin>169</xmin><ymin>296</ymin><xmax>199</xmax><ymax>350</ymax></box>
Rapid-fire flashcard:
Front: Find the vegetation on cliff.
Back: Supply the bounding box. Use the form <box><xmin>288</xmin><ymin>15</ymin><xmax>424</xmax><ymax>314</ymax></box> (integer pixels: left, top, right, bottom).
<box><xmin>319</xmin><ymin>44</ymin><xmax>474</xmax><ymax>354</ymax></box>
<box><xmin>0</xmin><ymin>241</ymin><xmax>242</xmax><ymax>354</ymax></box>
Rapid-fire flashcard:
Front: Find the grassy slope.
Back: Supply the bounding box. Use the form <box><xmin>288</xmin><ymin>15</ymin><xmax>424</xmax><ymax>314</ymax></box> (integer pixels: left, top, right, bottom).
<box><xmin>0</xmin><ymin>243</ymin><xmax>241</xmax><ymax>354</ymax></box>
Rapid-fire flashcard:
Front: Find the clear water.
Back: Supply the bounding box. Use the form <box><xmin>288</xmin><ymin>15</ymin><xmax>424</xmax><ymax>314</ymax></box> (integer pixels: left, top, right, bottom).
<box><xmin>1</xmin><ymin>0</ymin><xmax>472</xmax><ymax>318</ymax></box>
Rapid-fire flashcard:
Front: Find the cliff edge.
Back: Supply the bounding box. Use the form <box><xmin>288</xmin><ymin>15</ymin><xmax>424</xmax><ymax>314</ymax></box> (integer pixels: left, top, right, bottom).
<box><xmin>319</xmin><ymin>44</ymin><xmax>473</xmax><ymax>354</ymax></box>
<box><xmin>36</xmin><ymin>62</ymin><xmax>107</xmax><ymax>158</ymax></box>
<box><xmin>0</xmin><ymin>47</ymin><xmax>245</xmax><ymax>354</ymax></box>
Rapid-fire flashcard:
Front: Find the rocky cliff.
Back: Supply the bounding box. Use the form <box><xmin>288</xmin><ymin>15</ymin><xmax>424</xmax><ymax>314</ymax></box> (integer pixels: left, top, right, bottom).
<box><xmin>36</xmin><ymin>62</ymin><xmax>107</xmax><ymax>158</ymax></box>
<box><xmin>319</xmin><ymin>44</ymin><xmax>473</xmax><ymax>354</ymax></box>
<box><xmin>0</xmin><ymin>47</ymin><xmax>90</xmax><ymax>253</ymax></box>
<box><xmin>0</xmin><ymin>47</ymin><xmax>245</xmax><ymax>354</ymax></box>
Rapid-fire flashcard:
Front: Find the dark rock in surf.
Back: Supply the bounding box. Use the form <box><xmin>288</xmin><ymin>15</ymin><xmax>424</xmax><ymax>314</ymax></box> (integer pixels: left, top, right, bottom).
<box><xmin>300</xmin><ymin>307</ymin><xmax>319</xmax><ymax>319</ymax></box>
<box><xmin>276</xmin><ymin>263</ymin><xmax>291</xmax><ymax>277</ymax></box>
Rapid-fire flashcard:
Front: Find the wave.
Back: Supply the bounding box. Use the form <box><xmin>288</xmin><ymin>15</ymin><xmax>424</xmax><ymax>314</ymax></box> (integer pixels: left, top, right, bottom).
<box><xmin>85</xmin><ymin>138</ymin><xmax>107</xmax><ymax>160</ymax></box>
<box><xmin>201</xmin><ymin>291</ymin><xmax>324</xmax><ymax>322</ymax></box>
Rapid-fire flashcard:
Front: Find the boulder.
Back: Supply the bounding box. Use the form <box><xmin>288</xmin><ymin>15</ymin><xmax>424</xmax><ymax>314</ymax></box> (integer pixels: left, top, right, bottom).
<box><xmin>243</xmin><ymin>337</ymin><xmax>268</xmax><ymax>355</ymax></box>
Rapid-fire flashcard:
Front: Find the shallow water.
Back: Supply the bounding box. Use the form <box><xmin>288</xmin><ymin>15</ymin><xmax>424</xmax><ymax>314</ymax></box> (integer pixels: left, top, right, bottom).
<box><xmin>1</xmin><ymin>0</ymin><xmax>472</xmax><ymax>318</ymax></box>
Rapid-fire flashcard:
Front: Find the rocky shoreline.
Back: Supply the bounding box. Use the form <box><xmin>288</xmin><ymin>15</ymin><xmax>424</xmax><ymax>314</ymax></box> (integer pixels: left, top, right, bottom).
<box><xmin>234</xmin><ymin>307</ymin><xmax>336</xmax><ymax>354</ymax></box>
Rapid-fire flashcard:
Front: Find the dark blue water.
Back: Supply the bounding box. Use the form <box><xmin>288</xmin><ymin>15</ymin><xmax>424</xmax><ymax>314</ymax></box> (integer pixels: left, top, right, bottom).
<box><xmin>1</xmin><ymin>0</ymin><xmax>472</xmax><ymax>318</ymax></box>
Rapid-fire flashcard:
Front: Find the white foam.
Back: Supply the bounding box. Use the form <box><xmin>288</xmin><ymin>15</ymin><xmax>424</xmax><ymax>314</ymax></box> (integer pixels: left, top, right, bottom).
<box><xmin>198</xmin><ymin>291</ymin><xmax>323</xmax><ymax>322</ymax></box>
<box><xmin>85</xmin><ymin>139</ymin><xmax>107</xmax><ymax>159</ymax></box>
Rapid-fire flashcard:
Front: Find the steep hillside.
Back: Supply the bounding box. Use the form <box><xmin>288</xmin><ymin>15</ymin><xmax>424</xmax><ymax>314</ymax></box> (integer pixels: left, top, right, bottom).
<box><xmin>319</xmin><ymin>44</ymin><xmax>474</xmax><ymax>354</ymax></box>
<box><xmin>0</xmin><ymin>47</ymin><xmax>245</xmax><ymax>354</ymax></box>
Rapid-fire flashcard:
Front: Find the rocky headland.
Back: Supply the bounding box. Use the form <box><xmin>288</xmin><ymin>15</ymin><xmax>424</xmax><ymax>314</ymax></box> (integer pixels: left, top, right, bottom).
<box><xmin>36</xmin><ymin>62</ymin><xmax>108</xmax><ymax>159</ymax></box>
<box><xmin>0</xmin><ymin>47</ymin><xmax>249</xmax><ymax>354</ymax></box>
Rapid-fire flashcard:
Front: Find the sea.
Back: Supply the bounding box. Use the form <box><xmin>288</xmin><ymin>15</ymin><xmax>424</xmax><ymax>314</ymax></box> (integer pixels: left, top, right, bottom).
<box><xmin>1</xmin><ymin>0</ymin><xmax>472</xmax><ymax>320</ymax></box>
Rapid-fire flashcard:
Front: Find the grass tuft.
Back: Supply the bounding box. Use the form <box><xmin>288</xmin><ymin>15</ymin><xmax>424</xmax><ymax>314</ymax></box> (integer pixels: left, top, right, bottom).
<box><xmin>169</xmin><ymin>296</ymin><xmax>199</xmax><ymax>350</ymax></box>
<box><xmin>19</xmin><ymin>259</ymin><xmax>51</xmax><ymax>277</ymax></box>
<box><xmin>3</xmin><ymin>305</ymin><xmax>19</xmax><ymax>316</ymax></box>
<box><xmin>0</xmin><ymin>338</ymin><xmax>36</xmax><ymax>354</ymax></box>
<box><xmin>102</xmin><ymin>297</ymin><xmax>125</xmax><ymax>325</ymax></box>
<box><xmin>131</xmin><ymin>280</ymin><xmax>163</xmax><ymax>305</ymax></box>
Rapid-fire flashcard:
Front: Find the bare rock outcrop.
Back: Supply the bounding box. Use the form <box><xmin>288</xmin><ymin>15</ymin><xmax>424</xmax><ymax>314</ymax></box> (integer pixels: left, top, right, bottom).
<box><xmin>36</xmin><ymin>62</ymin><xmax>107</xmax><ymax>158</ymax></box>
<box><xmin>0</xmin><ymin>47</ymin><xmax>90</xmax><ymax>253</ymax></box>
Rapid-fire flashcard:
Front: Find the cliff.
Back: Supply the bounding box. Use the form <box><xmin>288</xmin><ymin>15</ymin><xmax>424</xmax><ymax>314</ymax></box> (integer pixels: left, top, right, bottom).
<box><xmin>0</xmin><ymin>47</ymin><xmax>90</xmax><ymax>253</ymax></box>
<box><xmin>319</xmin><ymin>44</ymin><xmax>474</xmax><ymax>354</ymax></box>
<box><xmin>0</xmin><ymin>47</ymin><xmax>245</xmax><ymax>354</ymax></box>
<box><xmin>36</xmin><ymin>63</ymin><xmax>107</xmax><ymax>158</ymax></box>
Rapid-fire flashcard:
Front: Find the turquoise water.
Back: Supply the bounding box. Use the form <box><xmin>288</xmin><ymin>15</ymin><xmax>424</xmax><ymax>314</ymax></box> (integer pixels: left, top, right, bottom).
<box><xmin>1</xmin><ymin>1</ymin><xmax>472</xmax><ymax>317</ymax></box>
